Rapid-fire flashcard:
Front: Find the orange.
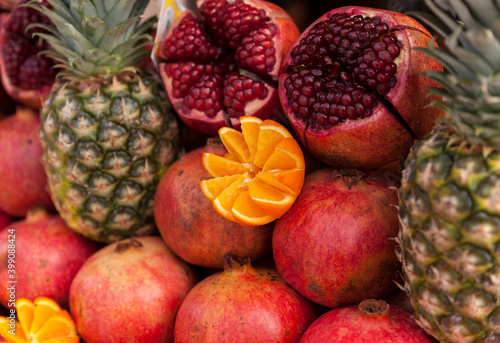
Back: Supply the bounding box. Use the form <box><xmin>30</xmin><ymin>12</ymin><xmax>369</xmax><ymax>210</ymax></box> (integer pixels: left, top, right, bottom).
<box><xmin>0</xmin><ymin>297</ymin><xmax>79</xmax><ymax>343</ymax></box>
<box><xmin>200</xmin><ymin>116</ymin><xmax>305</xmax><ymax>226</ymax></box>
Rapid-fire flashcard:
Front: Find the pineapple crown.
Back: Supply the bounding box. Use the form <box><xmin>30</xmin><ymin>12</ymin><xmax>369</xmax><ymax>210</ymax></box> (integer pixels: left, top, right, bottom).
<box><xmin>411</xmin><ymin>0</ymin><xmax>500</xmax><ymax>147</ymax></box>
<box><xmin>25</xmin><ymin>0</ymin><xmax>155</xmax><ymax>81</ymax></box>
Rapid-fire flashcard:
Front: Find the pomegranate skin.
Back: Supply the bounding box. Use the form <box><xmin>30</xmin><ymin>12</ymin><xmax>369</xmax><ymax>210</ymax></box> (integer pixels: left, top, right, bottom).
<box><xmin>273</xmin><ymin>168</ymin><xmax>401</xmax><ymax>308</ymax></box>
<box><xmin>174</xmin><ymin>256</ymin><xmax>318</xmax><ymax>342</ymax></box>
<box><xmin>69</xmin><ymin>236</ymin><xmax>197</xmax><ymax>343</ymax></box>
<box><xmin>154</xmin><ymin>140</ymin><xmax>273</xmax><ymax>269</ymax></box>
<box><xmin>0</xmin><ymin>208</ymin><xmax>100</xmax><ymax>309</ymax></box>
<box><xmin>278</xmin><ymin>6</ymin><xmax>444</xmax><ymax>170</ymax></box>
<box><xmin>0</xmin><ymin>107</ymin><xmax>55</xmax><ymax>217</ymax></box>
<box><xmin>299</xmin><ymin>299</ymin><xmax>437</xmax><ymax>342</ymax></box>
<box><xmin>0</xmin><ymin>211</ymin><xmax>13</xmax><ymax>231</ymax></box>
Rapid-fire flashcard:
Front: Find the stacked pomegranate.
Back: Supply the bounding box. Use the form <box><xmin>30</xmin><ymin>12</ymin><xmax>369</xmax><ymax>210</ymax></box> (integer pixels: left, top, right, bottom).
<box><xmin>0</xmin><ymin>1</ymin><xmax>445</xmax><ymax>342</ymax></box>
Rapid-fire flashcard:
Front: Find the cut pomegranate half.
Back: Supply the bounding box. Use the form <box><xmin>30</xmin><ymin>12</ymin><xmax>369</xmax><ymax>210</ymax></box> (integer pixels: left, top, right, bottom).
<box><xmin>158</xmin><ymin>0</ymin><xmax>299</xmax><ymax>136</ymax></box>
<box><xmin>279</xmin><ymin>6</ymin><xmax>445</xmax><ymax>170</ymax></box>
<box><xmin>0</xmin><ymin>0</ymin><xmax>56</xmax><ymax>109</ymax></box>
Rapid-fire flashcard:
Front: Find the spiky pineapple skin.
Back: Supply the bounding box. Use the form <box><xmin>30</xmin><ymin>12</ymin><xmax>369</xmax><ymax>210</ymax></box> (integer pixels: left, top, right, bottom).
<box><xmin>398</xmin><ymin>125</ymin><xmax>500</xmax><ymax>343</ymax></box>
<box><xmin>40</xmin><ymin>73</ymin><xmax>183</xmax><ymax>243</ymax></box>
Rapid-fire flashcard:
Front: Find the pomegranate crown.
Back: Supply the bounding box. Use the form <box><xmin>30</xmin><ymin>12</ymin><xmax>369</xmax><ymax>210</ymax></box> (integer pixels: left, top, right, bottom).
<box><xmin>23</xmin><ymin>0</ymin><xmax>154</xmax><ymax>81</ymax></box>
<box><xmin>411</xmin><ymin>0</ymin><xmax>500</xmax><ymax>148</ymax></box>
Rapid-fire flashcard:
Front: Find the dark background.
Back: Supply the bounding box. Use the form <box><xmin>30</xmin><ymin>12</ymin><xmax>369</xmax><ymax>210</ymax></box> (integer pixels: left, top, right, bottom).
<box><xmin>270</xmin><ymin>0</ymin><xmax>428</xmax><ymax>32</ymax></box>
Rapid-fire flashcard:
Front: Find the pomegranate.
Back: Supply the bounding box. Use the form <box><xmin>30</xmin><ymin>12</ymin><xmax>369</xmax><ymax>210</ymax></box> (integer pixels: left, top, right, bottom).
<box><xmin>0</xmin><ymin>211</ymin><xmax>13</xmax><ymax>232</ymax></box>
<box><xmin>158</xmin><ymin>0</ymin><xmax>299</xmax><ymax>136</ymax></box>
<box><xmin>273</xmin><ymin>168</ymin><xmax>401</xmax><ymax>308</ymax></box>
<box><xmin>299</xmin><ymin>299</ymin><xmax>437</xmax><ymax>342</ymax></box>
<box><xmin>0</xmin><ymin>208</ymin><xmax>100</xmax><ymax>309</ymax></box>
<box><xmin>0</xmin><ymin>107</ymin><xmax>55</xmax><ymax>217</ymax></box>
<box><xmin>0</xmin><ymin>0</ymin><xmax>56</xmax><ymax>109</ymax></box>
<box><xmin>174</xmin><ymin>255</ymin><xmax>318</xmax><ymax>342</ymax></box>
<box><xmin>69</xmin><ymin>236</ymin><xmax>197</xmax><ymax>343</ymax></box>
<box><xmin>278</xmin><ymin>6</ymin><xmax>444</xmax><ymax>170</ymax></box>
<box><xmin>154</xmin><ymin>138</ymin><xmax>273</xmax><ymax>269</ymax></box>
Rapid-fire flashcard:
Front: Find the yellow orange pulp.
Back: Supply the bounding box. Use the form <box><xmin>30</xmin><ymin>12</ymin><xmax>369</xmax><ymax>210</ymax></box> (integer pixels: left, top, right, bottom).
<box><xmin>0</xmin><ymin>297</ymin><xmax>79</xmax><ymax>343</ymax></box>
<box><xmin>200</xmin><ymin>116</ymin><xmax>305</xmax><ymax>226</ymax></box>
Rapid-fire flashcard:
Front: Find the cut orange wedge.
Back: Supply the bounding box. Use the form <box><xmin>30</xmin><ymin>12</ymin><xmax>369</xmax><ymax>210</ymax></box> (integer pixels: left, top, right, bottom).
<box><xmin>200</xmin><ymin>116</ymin><xmax>305</xmax><ymax>226</ymax></box>
<box><xmin>0</xmin><ymin>297</ymin><xmax>79</xmax><ymax>343</ymax></box>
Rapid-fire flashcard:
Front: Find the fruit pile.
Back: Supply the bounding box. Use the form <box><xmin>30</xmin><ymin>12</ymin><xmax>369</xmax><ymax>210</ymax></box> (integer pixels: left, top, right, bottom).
<box><xmin>0</xmin><ymin>0</ymin><xmax>498</xmax><ymax>342</ymax></box>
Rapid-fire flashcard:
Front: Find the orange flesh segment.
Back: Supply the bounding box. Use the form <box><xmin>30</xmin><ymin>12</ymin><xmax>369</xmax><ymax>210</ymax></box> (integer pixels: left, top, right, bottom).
<box><xmin>212</xmin><ymin>174</ymin><xmax>249</xmax><ymax>222</ymax></box>
<box><xmin>0</xmin><ymin>317</ymin><xmax>26</xmax><ymax>343</ymax></box>
<box><xmin>252</xmin><ymin>120</ymin><xmax>292</xmax><ymax>169</ymax></box>
<box><xmin>240</xmin><ymin>116</ymin><xmax>262</xmax><ymax>161</ymax></box>
<box><xmin>256</xmin><ymin>169</ymin><xmax>305</xmax><ymax>197</ymax></box>
<box><xmin>31</xmin><ymin>297</ymin><xmax>61</xmax><ymax>335</ymax></box>
<box><xmin>262</xmin><ymin>137</ymin><xmax>305</xmax><ymax>171</ymax></box>
<box><xmin>232</xmin><ymin>190</ymin><xmax>275</xmax><ymax>226</ymax></box>
<box><xmin>34</xmin><ymin>311</ymin><xmax>77</xmax><ymax>340</ymax></box>
<box><xmin>202</xmin><ymin>153</ymin><xmax>251</xmax><ymax>177</ymax></box>
<box><xmin>15</xmin><ymin>298</ymin><xmax>34</xmax><ymax>338</ymax></box>
<box><xmin>200</xmin><ymin>174</ymin><xmax>242</xmax><ymax>201</ymax></box>
<box><xmin>40</xmin><ymin>337</ymin><xmax>80</xmax><ymax>343</ymax></box>
<box><xmin>248</xmin><ymin>178</ymin><xmax>296</xmax><ymax>218</ymax></box>
<box><xmin>218</xmin><ymin>127</ymin><xmax>251</xmax><ymax>163</ymax></box>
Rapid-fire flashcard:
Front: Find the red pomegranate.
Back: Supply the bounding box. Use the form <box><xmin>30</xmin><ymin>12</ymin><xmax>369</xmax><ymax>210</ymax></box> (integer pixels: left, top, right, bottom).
<box><xmin>158</xmin><ymin>0</ymin><xmax>299</xmax><ymax>136</ymax></box>
<box><xmin>0</xmin><ymin>107</ymin><xmax>55</xmax><ymax>217</ymax></box>
<box><xmin>0</xmin><ymin>0</ymin><xmax>56</xmax><ymax>109</ymax></box>
<box><xmin>278</xmin><ymin>6</ymin><xmax>444</xmax><ymax>170</ymax></box>
<box><xmin>69</xmin><ymin>236</ymin><xmax>197</xmax><ymax>343</ymax></box>
<box><xmin>0</xmin><ymin>211</ymin><xmax>13</xmax><ymax>232</ymax></box>
<box><xmin>0</xmin><ymin>208</ymin><xmax>100</xmax><ymax>309</ymax></box>
<box><xmin>273</xmin><ymin>168</ymin><xmax>401</xmax><ymax>308</ymax></box>
<box><xmin>299</xmin><ymin>299</ymin><xmax>437</xmax><ymax>342</ymax></box>
<box><xmin>174</xmin><ymin>255</ymin><xmax>318</xmax><ymax>342</ymax></box>
<box><xmin>154</xmin><ymin>138</ymin><xmax>273</xmax><ymax>269</ymax></box>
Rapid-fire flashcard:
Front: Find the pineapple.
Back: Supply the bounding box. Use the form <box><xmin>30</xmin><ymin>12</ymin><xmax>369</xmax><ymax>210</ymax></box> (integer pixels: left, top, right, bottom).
<box><xmin>397</xmin><ymin>0</ymin><xmax>500</xmax><ymax>342</ymax></box>
<box><xmin>28</xmin><ymin>0</ymin><xmax>183</xmax><ymax>243</ymax></box>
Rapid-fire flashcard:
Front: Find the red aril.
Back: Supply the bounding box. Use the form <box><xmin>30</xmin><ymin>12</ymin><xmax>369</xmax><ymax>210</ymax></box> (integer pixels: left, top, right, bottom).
<box><xmin>0</xmin><ymin>208</ymin><xmax>100</xmax><ymax>309</ymax></box>
<box><xmin>0</xmin><ymin>107</ymin><xmax>55</xmax><ymax>217</ymax></box>
<box><xmin>273</xmin><ymin>168</ymin><xmax>401</xmax><ymax>308</ymax></box>
<box><xmin>174</xmin><ymin>255</ymin><xmax>318</xmax><ymax>342</ymax></box>
<box><xmin>299</xmin><ymin>299</ymin><xmax>437</xmax><ymax>342</ymax></box>
<box><xmin>0</xmin><ymin>0</ymin><xmax>56</xmax><ymax>109</ymax></box>
<box><xmin>154</xmin><ymin>138</ymin><xmax>273</xmax><ymax>269</ymax></box>
<box><xmin>279</xmin><ymin>6</ymin><xmax>444</xmax><ymax>170</ymax></box>
<box><xmin>70</xmin><ymin>236</ymin><xmax>197</xmax><ymax>343</ymax></box>
<box><xmin>158</xmin><ymin>0</ymin><xmax>299</xmax><ymax>136</ymax></box>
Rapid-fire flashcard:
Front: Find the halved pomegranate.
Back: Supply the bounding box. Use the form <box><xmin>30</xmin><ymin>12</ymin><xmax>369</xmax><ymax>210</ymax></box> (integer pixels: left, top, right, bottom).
<box><xmin>0</xmin><ymin>0</ymin><xmax>56</xmax><ymax>109</ymax></box>
<box><xmin>279</xmin><ymin>6</ymin><xmax>444</xmax><ymax>170</ymax></box>
<box><xmin>158</xmin><ymin>0</ymin><xmax>299</xmax><ymax>136</ymax></box>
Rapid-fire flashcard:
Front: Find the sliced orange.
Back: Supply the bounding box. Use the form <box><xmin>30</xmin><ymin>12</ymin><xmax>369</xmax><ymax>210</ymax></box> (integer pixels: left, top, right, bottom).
<box><xmin>256</xmin><ymin>169</ymin><xmax>305</xmax><ymax>197</ymax></box>
<box><xmin>0</xmin><ymin>317</ymin><xmax>26</xmax><ymax>343</ymax></box>
<box><xmin>202</xmin><ymin>153</ymin><xmax>251</xmax><ymax>177</ymax></box>
<box><xmin>232</xmin><ymin>190</ymin><xmax>275</xmax><ymax>226</ymax></box>
<box><xmin>262</xmin><ymin>137</ymin><xmax>305</xmax><ymax>171</ymax></box>
<box><xmin>200</xmin><ymin>174</ymin><xmax>242</xmax><ymax>201</ymax></box>
<box><xmin>218</xmin><ymin>127</ymin><xmax>251</xmax><ymax>163</ymax></box>
<box><xmin>253</xmin><ymin>120</ymin><xmax>293</xmax><ymax>168</ymax></box>
<box><xmin>240</xmin><ymin>116</ymin><xmax>262</xmax><ymax>161</ymax></box>
<box><xmin>212</xmin><ymin>174</ymin><xmax>249</xmax><ymax>222</ymax></box>
<box><xmin>200</xmin><ymin>116</ymin><xmax>305</xmax><ymax>226</ymax></box>
<box><xmin>248</xmin><ymin>178</ymin><xmax>296</xmax><ymax>218</ymax></box>
<box><xmin>0</xmin><ymin>297</ymin><xmax>79</xmax><ymax>343</ymax></box>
